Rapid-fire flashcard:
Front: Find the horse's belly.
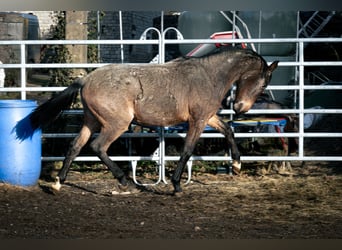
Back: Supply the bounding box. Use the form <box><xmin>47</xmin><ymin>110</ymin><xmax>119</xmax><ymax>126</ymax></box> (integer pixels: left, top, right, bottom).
<box><xmin>134</xmin><ymin>96</ymin><xmax>187</xmax><ymax>126</ymax></box>
<box><xmin>134</xmin><ymin>114</ymin><xmax>184</xmax><ymax>127</ymax></box>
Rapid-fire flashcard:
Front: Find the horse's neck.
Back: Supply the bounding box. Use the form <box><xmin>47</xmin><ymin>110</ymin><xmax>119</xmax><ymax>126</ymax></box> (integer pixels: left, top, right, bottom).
<box><xmin>201</xmin><ymin>52</ymin><xmax>246</xmax><ymax>88</ymax></box>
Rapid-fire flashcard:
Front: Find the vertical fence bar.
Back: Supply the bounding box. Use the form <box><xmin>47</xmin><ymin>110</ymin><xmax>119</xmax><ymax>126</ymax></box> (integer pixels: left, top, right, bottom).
<box><xmin>159</xmin><ymin>128</ymin><xmax>167</xmax><ymax>184</ymax></box>
<box><xmin>96</xmin><ymin>11</ymin><xmax>101</xmax><ymax>62</ymax></box>
<box><xmin>20</xmin><ymin>43</ymin><xmax>26</xmax><ymax>100</ymax></box>
<box><xmin>298</xmin><ymin>41</ymin><xmax>305</xmax><ymax>158</ymax></box>
<box><xmin>119</xmin><ymin>11</ymin><xmax>124</xmax><ymax>63</ymax></box>
<box><xmin>159</xmin><ymin>11</ymin><xmax>166</xmax><ymax>174</ymax></box>
<box><xmin>160</xmin><ymin>12</ymin><xmax>165</xmax><ymax>64</ymax></box>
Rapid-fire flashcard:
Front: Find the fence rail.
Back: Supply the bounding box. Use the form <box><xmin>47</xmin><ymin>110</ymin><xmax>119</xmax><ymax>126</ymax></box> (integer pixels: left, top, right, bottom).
<box><xmin>0</xmin><ymin>37</ymin><xmax>341</xmax><ymax>182</ymax></box>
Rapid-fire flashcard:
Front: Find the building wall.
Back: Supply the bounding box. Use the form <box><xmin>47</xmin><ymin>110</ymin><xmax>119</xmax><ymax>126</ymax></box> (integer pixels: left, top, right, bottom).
<box><xmin>12</xmin><ymin>11</ymin><xmax>56</xmax><ymax>39</ymax></box>
<box><xmin>98</xmin><ymin>11</ymin><xmax>161</xmax><ymax>63</ymax></box>
<box><xmin>30</xmin><ymin>11</ymin><xmax>56</xmax><ymax>39</ymax></box>
<box><xmin>5</xmin><ymin>11</ymin><xmax>161</xmax><ymax>63</ymax></box>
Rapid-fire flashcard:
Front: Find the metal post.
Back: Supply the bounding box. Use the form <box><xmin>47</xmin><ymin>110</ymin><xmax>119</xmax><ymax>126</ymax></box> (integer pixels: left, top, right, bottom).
<box><xmin>97</xmin><ymin>11</ymin><xmax>101</xmax><ymax>62</ymax></box>
<box><xmin>257</xmin><ymin>11</ymin><xmax>262</xmax><ymax>54</ymax></box>
<box><xmin>232</xmin><ymin>11</ymin><xmax>236</xmax><ymax>47</ymax></box>
<box><xmin>294</xmin><ymin>11</ymin><xmax>301</xmax><ymax>109</ymax></box>
<box><xmin>298</xmin><ymin>41</ymin><xmax>305</xmax><ymax>158</ymax></box>
<box><xmin>119</xmin><ymin>11</ymin><xmax>124</xmax><ymax>63</ymax></box>
<box><xmin>160</xmin><ymin>11</ymin><xmax>164</xmax><ymax>36</ymax></box>
<box><xmin>159</xmin><ymin>11</ymin><xmax>166</xmax><ymax>178</ymax></box>
<box><xmin>20</xmin><ymin>44</ymin><xmax>26</xmax><ymax>100</ymax></box>
<box><xmin>159</xmin><ymin>127</ymin><xmax>168</xmax><ymax>184</ymax></box>
<box><xmin>159</xmin><ymin>11</ymin><xmax>165</xmax><ymax>64</ymax></box>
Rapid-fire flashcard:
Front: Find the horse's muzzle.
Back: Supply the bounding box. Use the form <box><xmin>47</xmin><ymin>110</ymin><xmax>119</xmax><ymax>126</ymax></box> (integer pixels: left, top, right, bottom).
<box><xmin>233</xmin><ymin>102</ymin><xmax>244</xmax><ymax>115</ymax></box>
<box><xmin>233</xmin><ymin>101</ymin><xmax>251</xmax><ymax>115</ymax></box>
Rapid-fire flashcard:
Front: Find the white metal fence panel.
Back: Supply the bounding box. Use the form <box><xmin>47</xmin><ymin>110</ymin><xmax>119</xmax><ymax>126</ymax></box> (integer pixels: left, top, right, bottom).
<box><xmin>0</xmin><ymin>37</ymin><xmax>341</xmax><ymax>176</ymax></box>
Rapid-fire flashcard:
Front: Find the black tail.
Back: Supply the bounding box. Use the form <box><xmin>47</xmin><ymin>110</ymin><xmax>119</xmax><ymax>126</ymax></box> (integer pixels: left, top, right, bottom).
<box><xmin>29</xmin><ymin>78</ymin><xmax>84</xmax><ymax>131</ymax></box>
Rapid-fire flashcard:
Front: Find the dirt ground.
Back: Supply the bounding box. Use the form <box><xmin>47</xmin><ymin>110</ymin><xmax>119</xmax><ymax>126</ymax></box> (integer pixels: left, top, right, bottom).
<box><xmin>1</xmin><ymin>90</ymin><xmax>341</xmax><ymax>239</ymax></box>
<box><xmin>0</xmin><ymin>160</ymin><xmax>341</xmax><ymax>239</ymax></box>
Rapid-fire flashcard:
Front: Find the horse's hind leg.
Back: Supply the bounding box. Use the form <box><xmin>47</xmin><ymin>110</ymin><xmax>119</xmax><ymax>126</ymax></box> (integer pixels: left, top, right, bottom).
<box><xmin>207</xmin><ymin>115</ymin><xmax>241</xmax><ymax>174</ymax></box>
<box><xmin>58</xmin><ymin>122</ymin><xmax>96</xmax><ymax>183</ymax></box>
<box><xmin>90</xmin><ymin>125</ymin><xmax>129</xmax><ymax>186</ymax></box>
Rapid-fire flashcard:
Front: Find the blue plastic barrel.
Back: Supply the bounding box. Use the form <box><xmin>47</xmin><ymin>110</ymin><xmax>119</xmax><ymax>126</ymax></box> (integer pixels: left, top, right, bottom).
<box><xmin>0</xmin><ymin>100</ymin><xmax>41</xmax><ymax>186</ymax></box>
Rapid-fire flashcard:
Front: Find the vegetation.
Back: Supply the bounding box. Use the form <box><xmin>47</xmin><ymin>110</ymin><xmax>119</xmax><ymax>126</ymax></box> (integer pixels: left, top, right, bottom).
<box><xmin>39</xmin><ymin>11</ymin><xmax>72</xmax><ymax>87</ymax></box>
<box><xmin>87</xmin><ymin>11</ymin><xmax>105</xmax><ymax>65</ymax></box>
<box><xmin>41</xmin><ymin>11</ymin><xmax>103</xmax><ymax>87</ymax></box>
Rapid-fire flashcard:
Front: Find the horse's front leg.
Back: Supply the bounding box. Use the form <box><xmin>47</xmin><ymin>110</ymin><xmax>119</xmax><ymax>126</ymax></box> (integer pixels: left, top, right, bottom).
<box><xmin>207</xmin><ymin>115</ymin><xmax>241</xmax><ymax>174</ymax></box>
<box><xmin>171</xmin><ymin>120</ymin><xmax>207</xmax><ymax>193</ymax></box>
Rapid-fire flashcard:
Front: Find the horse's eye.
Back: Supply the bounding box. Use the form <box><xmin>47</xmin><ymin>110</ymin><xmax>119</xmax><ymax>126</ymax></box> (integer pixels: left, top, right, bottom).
<box><xmin>259</xmin><ymin>79</ymin><xmax>267</xmax><ymax>89</ymax></box>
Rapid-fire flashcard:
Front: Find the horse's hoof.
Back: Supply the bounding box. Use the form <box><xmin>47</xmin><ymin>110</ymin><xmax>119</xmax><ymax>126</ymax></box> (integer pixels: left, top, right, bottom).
<box><xmin>173</xmin><ymin>191</ymin><xmax>183</xmax><ymax>197</ymax></box>
<box><xmin>232</xmin><ymin>160</ymin><xmax>241</xmax><ymax>175</ymax></box>
<box><xmin>51</xmin><ymin>176</ymin><xmax>62</xmax><ymax>191</ymax></box>
<box><xmin>172</xmin><ymin>182</ymin><xmax>183</xmax><ymax>196</ymax></box>
<box><xmin>171</xmin><ymin>179</ymin><xmax>183</xmax><ymax>194</ymax></box>
<box><xmin>172</xmin><ymin>185</ymin><xmax>183</xmax><ymax>195</ymax></box>
<box><xmin>118</xmin><ymin>175</ymin><xmax>128</xmax><ymax>186</ymax></box>
<box><xmin>115</xmin><ymin>180</ymin><xmax>140</xmax><ymax>195</ymax></box>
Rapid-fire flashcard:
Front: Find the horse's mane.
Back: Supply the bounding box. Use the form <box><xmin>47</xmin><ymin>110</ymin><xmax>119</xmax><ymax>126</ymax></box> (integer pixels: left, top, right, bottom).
<box><xmin>169</xmin><ymin>47</ymin><xmax>268</xmax><ymax>74</ymax></box>
<box><xmin>174</xmin><ymin>47</ymin><xmax>265</xmax><ymax>65</ymax></box>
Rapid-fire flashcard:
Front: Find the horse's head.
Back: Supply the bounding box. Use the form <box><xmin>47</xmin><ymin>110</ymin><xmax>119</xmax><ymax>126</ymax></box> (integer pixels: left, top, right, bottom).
<box><xmin>233</xmin><ymin>60</ymin><xmax>279</xmax><ymax>115</ymax></box>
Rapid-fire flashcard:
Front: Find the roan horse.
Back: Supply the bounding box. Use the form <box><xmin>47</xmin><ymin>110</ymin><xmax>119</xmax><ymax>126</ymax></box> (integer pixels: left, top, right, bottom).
<box><xmin>28</xmin><ymin>48</ymin><xmax>278</xmax><ymax>193</ymax></box>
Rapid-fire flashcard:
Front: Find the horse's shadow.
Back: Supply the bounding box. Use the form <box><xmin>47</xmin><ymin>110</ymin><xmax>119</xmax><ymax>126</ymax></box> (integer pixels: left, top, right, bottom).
<box><xmin>39</xmin><ymin>178</ymin><xmax>207</xmax><ymax>196</ymax></box>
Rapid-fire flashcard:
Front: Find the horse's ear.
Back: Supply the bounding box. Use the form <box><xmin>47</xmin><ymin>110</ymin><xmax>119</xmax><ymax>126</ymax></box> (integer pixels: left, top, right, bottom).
<box><xmin>268</xmin><ymin>61</ymin><xmax>279</xmax><ymax>73</ymax></box>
